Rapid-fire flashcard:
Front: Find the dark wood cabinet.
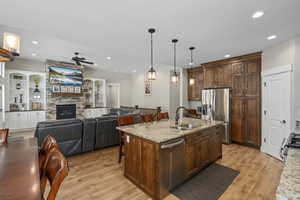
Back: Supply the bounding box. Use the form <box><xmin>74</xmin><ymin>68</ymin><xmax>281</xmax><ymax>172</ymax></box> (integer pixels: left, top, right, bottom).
<box><xmin>124</xmin><ymin>136</ymin><xmax>141</xmax><ymax>184</ymax></box>
<box><xmin>185</xmin><ymin>138</ymin><xmax>198</xmax><ymax>177</ymax></box>
<box><xmin>140</xmin><ymin>140</ymin><xmax>157</xmax><ymax>196</ymax></box>
<box><xmin>203</xmin><ymin>66</ymin><xmax>216</xmax><ymax>88</ymax></box>
<box><xmin>125</xmin><ymin>125</ymin><xmax>224</xmax><ymax>200</ymax></box>
<box><xmin>244</xmin><ymin>97</ymin><xmax>261</xmax><ymax>146</ymax></box>
<box><xmin>187</xmin><ymin>52</ymin><xmax>261</xmax><ymax>148</ymax></box>
<box><xmin>187</xmin><ymin>68</ymin><xmax>204</xmax><ymax>101</ymax></box>
<box><xmin>231</xmin><ymin>97</ymin><xmax>261</xmax><ymax>148</ymax></box>
<box><xmin>185</xmin><ymin>126</ymin><xmax>223</xmax><ymax>178</ymax></box>
<box><xmin>231</xmin><ymin>97</ymin><xmax>244</xmax><ymax>143</ymax></box>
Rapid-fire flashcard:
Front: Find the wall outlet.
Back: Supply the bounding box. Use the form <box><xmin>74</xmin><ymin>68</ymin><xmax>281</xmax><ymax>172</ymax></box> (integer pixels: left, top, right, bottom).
<box><xmin>126</xmin><ymin>135</ymin><xmax>130</xmax><ymax>143</ymax></box>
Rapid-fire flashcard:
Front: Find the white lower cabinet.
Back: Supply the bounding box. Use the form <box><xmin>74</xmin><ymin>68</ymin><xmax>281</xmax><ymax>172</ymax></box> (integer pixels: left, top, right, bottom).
<box><xmin>6</xmin><ymin>111</ymin><xmax>46</xmax><ymax>130</ymax></box>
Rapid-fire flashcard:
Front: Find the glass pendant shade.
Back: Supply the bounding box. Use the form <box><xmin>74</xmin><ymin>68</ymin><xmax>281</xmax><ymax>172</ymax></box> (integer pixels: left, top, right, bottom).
<box><xmin>148</xmin><ymin>67</ymin><xmax>156</xmax><ymax>80</ymax></box>
<box><xmin>189</xmin><ymin>78</ymin><xmax>195</xmax><ymax>85</ymax></box>
<box><xmin>3</xmin><ymin>32</ymin><xmax>20</xmax><ymax>56</ymax></box>
<box><xmin>171</xmin><ymin>71</ymin><xmax>179</xmax><ymax>83</ymax></box>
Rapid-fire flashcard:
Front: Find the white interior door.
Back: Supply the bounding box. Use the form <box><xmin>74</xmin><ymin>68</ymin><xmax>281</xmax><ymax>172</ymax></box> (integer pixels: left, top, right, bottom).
<box><xmin>262</xmin><ymin>69</ymin><xmax>292</xmax><ymax>160</ymax></box>
<box><xmin>107</xmin><ymin>84</ymin><xmax>120</xmax><ymax>108</ymax></box>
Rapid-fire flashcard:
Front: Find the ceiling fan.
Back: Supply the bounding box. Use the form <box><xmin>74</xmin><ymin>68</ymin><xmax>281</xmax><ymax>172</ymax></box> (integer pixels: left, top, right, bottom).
<box><xmin>71</xmin><ymin>52</ymin><xmax>94</xmax><ymax>66</ymax></box>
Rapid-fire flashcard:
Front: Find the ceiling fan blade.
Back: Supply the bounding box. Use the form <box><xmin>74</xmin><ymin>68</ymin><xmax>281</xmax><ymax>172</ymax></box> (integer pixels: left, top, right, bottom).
<box><xmin>80</xmin><ymin>60</ymin><xmax>94</xmax><ymax>65</ymax></box>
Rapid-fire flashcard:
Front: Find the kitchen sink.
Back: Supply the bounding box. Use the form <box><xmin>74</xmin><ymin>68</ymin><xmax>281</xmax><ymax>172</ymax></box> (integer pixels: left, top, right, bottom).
<box><xmin>170</xmin><ymin>124</ymin><xmax>202</xmax><ymax>130</ymax></box>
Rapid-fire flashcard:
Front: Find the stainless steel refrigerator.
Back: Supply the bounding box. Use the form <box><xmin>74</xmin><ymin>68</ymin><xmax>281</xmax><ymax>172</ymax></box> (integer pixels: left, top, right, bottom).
<box><xmin>202</xmin><ymin>88</ymin><xmax>231</xmax><ymax>144</ymax></box>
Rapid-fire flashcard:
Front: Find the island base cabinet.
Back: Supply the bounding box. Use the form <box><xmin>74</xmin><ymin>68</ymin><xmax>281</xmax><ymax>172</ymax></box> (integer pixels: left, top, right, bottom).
<box><xmin>124</xmin><ymin>134</ymin><xmax>159</xmax><ymax>199</ymax></box>
<box><xmin>124</xmin><ymin>125</ymin><xmax>224</xmax><ymax>200</ymax></box>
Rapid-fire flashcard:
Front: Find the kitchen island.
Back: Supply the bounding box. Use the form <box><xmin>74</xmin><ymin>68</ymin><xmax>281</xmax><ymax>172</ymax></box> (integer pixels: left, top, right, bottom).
<box><xmin>117</xmin><ymin>118</ymin><xmax>224</xmax><ymax>200</ymax></box>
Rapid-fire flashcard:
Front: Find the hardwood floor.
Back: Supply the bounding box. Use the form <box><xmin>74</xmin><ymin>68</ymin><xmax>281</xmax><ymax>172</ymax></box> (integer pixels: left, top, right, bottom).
<box><xmin>49</xmin><ymin>144</ymin><xmax>283</xmax><ymax>200</ymax></box>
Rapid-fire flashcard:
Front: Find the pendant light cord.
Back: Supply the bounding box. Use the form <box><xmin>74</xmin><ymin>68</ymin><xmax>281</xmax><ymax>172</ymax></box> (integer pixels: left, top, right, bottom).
<box><xmin>151</xmin><ymin>33</ymin><xmax>153</xmax><ymax>69</ymax></box>
<box><xmin>174</xmin><ymin>42</ymin><xmax>176</xmax><ymax>73</ymax></box>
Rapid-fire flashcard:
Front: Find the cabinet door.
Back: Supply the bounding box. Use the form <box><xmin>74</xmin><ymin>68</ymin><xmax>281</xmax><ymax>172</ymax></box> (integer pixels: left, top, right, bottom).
<box><xmin>124</xmin><ymin>135</ymin><xmax>141</xmax><ymax>184</ymax></box>
<box><xmin>198</xmin><ymin>137</ymin><xmax>210</xmax><ymax>169</ymax></box>
<box><xmin>185</xmin><ymin>139</ymin><xmax>198</xmax><ymax>177</ymax></box>
<box><xmin>204</xmin><ymin>67</ymin><xmax>215</xmax><ymax>88</ymax></box>
<box><xmin>245</xmin><ymin>59</ymin><xmax>260</xmax><ymax>97</ymax></box>
<box><xmin>223</xmin><ymin>64</ymin><xmax>232</xmax><ymax>87</ymax></box>
<box><xmin>140</xmin><ymin>140</ymin><xmax>157</xmax><ymax>196</ymax></box>
<box><xmin>232</xmin><ymin>62</ymin><xmax>245</xmax><ymax>97</ymax></box>
<box><xmin>215</xmin><ymin>66</ymin><xmax>224</xmax><ymax>87</ymax></box>
<box><xmin>215</xmin><ymin>126</ymin><xmax>223</xmax><ymax>158</ymax></box>
<box><xmin>244</xmin><ymin>98</ymin><xmax>261</xmax><ymax>147</ymax></box>
<box><xmin>231</xmin><ymin>97</ymin><xmax>244</xmax><ymax>143</ymax></box>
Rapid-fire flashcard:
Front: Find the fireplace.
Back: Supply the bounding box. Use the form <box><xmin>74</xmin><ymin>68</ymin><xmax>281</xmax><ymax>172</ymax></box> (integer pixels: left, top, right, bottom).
<box><xmin>56</xmin><ymin>104</ymin><xmax>76</xmax><ymax>120</ymax></box>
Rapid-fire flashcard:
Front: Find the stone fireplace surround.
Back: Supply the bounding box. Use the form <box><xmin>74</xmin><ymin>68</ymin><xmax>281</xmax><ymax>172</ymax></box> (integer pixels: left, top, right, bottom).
<box><xmin>46</xmin><ymin>60</ymin><xmax>85</xmax><ymax>120</ymax></box>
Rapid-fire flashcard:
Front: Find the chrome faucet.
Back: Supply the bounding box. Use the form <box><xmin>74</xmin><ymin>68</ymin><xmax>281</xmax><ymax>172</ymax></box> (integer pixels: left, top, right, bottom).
<box><xmin>175</xmin><ymin>106</ymin><xmax>188</xmax><ymax>126</ymax></box>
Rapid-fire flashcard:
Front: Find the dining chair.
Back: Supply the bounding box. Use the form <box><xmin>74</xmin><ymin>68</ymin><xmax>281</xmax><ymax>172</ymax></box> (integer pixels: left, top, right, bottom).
<box><xmin>39</xmin><ymin>135</ymin><xmax>59</xmax><ymax>178</ymax></box>
<box><xmin>40</xmin><ymin>148</ymin><xmax>69</xmax><ymax>200</ymax></box>
<box><xmin>0</xmin><ymin>129</ymin><xmax>9</xmax><ymax>144</ymax></box>
<box><xmin>118</xmin><ymin>115</ymin><xmax>135</xmax><ymax>163</ymax></box>
<box><xmin>141</xmin><ymin>114</ymin><xmax>154</xmax><ymax>122</ymax></box>
<box><xmin>158</xmin><ymin>112</ymin><xmax>169</xmax><ymax>120</ymax></box>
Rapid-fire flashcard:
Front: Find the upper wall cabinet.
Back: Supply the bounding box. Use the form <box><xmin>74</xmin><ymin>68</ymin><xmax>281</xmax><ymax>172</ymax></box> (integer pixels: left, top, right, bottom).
<box><xmin>187</xmin><ymin>68</ymin><xmax>204</xmax><ymax>101</ymax></box>
<box><xmin>232</xmin><ymin>58</ymin><xmax>261</xmax><ymax>97</ymax></box>
<box><xmin>202</xmin><ymin>64</ymin><xmax>232</xmax><ymax>89</ymax></box>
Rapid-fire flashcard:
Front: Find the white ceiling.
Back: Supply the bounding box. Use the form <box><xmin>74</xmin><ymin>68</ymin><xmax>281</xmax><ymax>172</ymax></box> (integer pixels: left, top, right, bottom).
<box><xmin>1</xmin><ymin>0</ymin><xmax>300</xmax><ymax>73</ymax></box>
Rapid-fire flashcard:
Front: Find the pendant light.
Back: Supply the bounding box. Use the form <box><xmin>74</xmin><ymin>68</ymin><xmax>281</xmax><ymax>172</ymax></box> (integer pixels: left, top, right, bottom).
<box><xmin>189</xmin><ymin>47</ymin><xmax>195</xmax><ymax>85</ymax></box>
<box><xmin>147</xmin><ymin>28</ymin><xmax>156</xmax><ymax>80</ymax></box>
<box><xmin>171</xmin><ymin>39</ymin><xmax>179</xmax><ymax>83</ymax></box>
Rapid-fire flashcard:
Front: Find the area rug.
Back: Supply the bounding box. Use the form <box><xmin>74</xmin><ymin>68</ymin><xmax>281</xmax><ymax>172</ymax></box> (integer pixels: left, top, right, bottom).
<box><xmin>172</xmin><ymin>163</ymin><xmax>239</xmax><ymax>200</ymax></box>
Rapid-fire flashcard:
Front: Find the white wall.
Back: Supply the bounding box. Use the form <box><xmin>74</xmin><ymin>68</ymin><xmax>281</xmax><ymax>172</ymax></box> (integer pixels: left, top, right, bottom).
<box><xmin>262</xmin><ymin>39</ymin><xmax>295</xmax><ymax>71</ymax></box>
<box><xmin>131</xmin><ymin>67</ymin><xmax>171</xmax><ymax>112</ymax></box>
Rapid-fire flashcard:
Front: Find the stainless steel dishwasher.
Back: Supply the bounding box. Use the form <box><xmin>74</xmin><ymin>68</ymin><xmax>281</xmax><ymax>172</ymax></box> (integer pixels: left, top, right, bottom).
<box><xmin>160</xmin><ymin>138</ymin><xmax>185</xmax><ymax>191</ymax></box>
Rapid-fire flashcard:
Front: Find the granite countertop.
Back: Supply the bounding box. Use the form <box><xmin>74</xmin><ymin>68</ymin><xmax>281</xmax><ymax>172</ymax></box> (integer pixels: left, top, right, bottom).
<box><xmin>276</xmin><ymin>148</ymin><xmax>300</xmax><ymax>200</ymax></box>
<box><xmin>117</xmin><ymin>118</ymin><xmax>223</xmax><ymax>143</ymax></box>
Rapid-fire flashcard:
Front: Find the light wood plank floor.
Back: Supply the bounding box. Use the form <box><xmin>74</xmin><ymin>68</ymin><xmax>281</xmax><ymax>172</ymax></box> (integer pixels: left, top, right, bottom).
<box><xmin>47</xmin><ymin>144</ymin><xmax>283</xmax><ymax>200</ymax></box>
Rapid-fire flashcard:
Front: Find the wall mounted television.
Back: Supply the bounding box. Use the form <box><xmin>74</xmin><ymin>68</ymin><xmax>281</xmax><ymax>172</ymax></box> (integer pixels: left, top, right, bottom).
<box><xmin>49</xmin><ymin>66</ymin><xmax>83</xmax><ymax>85</ymax></box>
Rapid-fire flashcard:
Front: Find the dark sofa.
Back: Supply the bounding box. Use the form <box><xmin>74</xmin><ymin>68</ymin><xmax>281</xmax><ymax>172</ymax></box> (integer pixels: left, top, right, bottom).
<box><xmin>35</xmin><ymin>114</ymin><xmax>143</xmax><ymax>157</ymax></box>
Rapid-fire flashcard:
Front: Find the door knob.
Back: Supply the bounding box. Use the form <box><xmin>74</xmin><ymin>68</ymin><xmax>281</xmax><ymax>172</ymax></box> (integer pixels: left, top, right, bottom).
<box><xmin>281</xmin><ymin>120</ymin><xmax>286</xmax><ymax>124</ymax></box>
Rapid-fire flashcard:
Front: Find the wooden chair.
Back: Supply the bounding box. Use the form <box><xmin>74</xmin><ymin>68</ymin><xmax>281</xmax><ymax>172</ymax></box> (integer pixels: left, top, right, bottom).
<box><xmin>40</xmin><ymin>148</ymin><xmax>69</xmax><ymax>200</ymax></box>
<box><xmin>0</xmin><ymin>129</ymin><xmax>9</xmax><ymax>144</ymax></box>
<box><xmin>158</xmin><ymin>112</ymin><xmax>169</xmax><ymax>120</ymax></box>
<box><xmin>39</xmin><ymin>135</ymin><xmax>59</xmax><ymax>178</ymax></box>
<box><xmin>140</xmin><ymin>114</ymin><xmax>154</xmax><ymax>122</ymax></box>
<box><xmin>118</xmin><ymin>115</ymin><xmax>134</xmax><ymax>163</ymax></box>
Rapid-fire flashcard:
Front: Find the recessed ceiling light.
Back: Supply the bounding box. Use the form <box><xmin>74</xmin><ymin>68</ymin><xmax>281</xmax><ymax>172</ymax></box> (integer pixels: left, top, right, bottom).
<box><xmin>94</xmin><ymin>63</ymin><xmax>98</xmax><ymax>66</ymax></box>
<box><xmin>32</xmin><ymin>40</ymin><xmax>38</xmax><ymax>45</ymax></box>
<box><xmin>106</xmin><ymin>56</ymin><xmax>111</xmax><ymax>60</ymax></box>
<box><xmin>32</xmin><ymin>53</ymin><xmax>37</xmax><ymax>56</ymax></box>
<box><xmin>267</xmin><ymin>35</ymin><xmax>277</xmax><ymax>40</ymax></box>
<box><xmin>252</xmin><ymin>11</ymin><xmax>264</xmax><ymax>19</ymax></box>
<box><xmin>224</xmin><ymin>54</ymin><xmax>231</xmax><ymax>58</ymax></box>
<box><xmin>132</xmin><ymin>70</ymin><xmax>137</xmax><ymax>73</ymax></box>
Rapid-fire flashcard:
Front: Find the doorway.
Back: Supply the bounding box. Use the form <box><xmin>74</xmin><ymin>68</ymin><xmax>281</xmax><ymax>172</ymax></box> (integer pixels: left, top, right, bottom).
<box><xmin>262</xmin><ymin>65</ymin><xmax>292</xmax><ymax>160</ymax></box>
<box><xmin>107</xmin><ymin>83</ymin><xmax>120</xmax><ymax>108</ymax></box>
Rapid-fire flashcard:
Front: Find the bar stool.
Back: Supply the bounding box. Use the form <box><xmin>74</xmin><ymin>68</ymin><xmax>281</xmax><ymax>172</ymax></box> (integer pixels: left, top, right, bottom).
<box><xmin>141</xmin><ymin>114</ymin><xmax>154</xmax><ymax>122</ymax></box>
<box><xmin>118</xmin><ymin>115</ymin><xmax>134</xmax><ymax>163</ymax></box>
<box><xmin>158</xmin><ymin>112</ymin><xmax>169</xmax><ymax>120</ymax></box>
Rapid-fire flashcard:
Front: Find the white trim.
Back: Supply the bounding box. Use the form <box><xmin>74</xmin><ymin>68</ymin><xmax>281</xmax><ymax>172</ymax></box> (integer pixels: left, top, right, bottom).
<box><xmin>261</xmin><ymin>64</ymin><xmax>293</xmax><ymax>77</ymax></box>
